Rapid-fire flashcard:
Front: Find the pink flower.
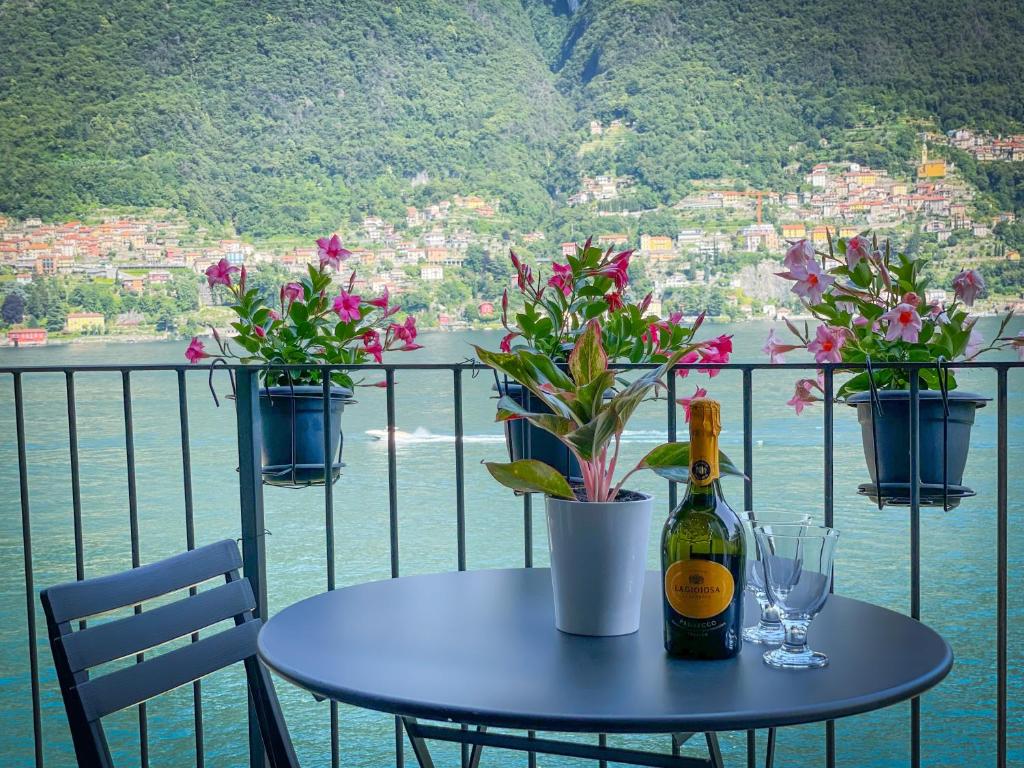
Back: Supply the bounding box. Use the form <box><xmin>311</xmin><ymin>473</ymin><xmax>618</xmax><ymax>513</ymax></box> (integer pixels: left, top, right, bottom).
<box><xmin>952</xmin><ymin>269</ymin><xmax>984</xmax><ymax>307</ymax></box>
<box><xmin>317</xmin><ymin>234</ymin><xmax>351</xmax><ymax>270</ymax></box>
<box><xmin>965</xmin><ymin>323</ymin><xmax>984</xmax><ymax>358</ymax></box>
<box><xmin>784</xmin><ymin>239</ymin><xmax>816</xmax><ymax>272</ymax></box>
<box><xmin>548</xmin><ymin>263</ymin><xmax>573</xmax><ymax>297</ymax></box>
<box><xmin>779</xmin><ymin>259</ymin><xmax>834</xmax><ymax>305</ymax></box>
<box><xmin>499</xmin><ymin>332</ymin><xmax>516</xmax><ymax>353</ymax></box>
<box><xmin>698</xmin><ymin>334</ymin><xmax>732</xmax><ymax>377</ymax></box>
<box><xmin>332</xmin><ymin>290</ymin><xmax>362</xmax><ymax>322</ymax></box>
<box><xmin>787</xmin><ymin>378</ymin><xmax>820</xmax><ymax>415</ymax></box>
<box><xmin>391</xmin><ymin>316</ymin><xmax>417</xmax><ymax>344</ymax></box>
<box><xmin>882</xmin><ymin>302</ymin><xmax>923</xmax><ymax>343</ymax></box>
<box><xmin>642</xmin><ymin>322</ymin><xmax>665</xmax><ymax>353</ymax></box>
<box><xmin>668</xmin><ymin>310</ymin><xmax>684</xmax><ymax>325</ymax></box>
<box><xmin>372</xmin><ymin>380</ymin><xmax>389</xmax><ymax>388</ymax></box>
<box><xmin>605</xmin><ymin>292</ymin><xmax>624</xmax><ymax>311</ymax></box>
<box><xmin>677</xmin><ymin>386</ymin><xmax>709</xmax><ymax>423</ymax></box>
<box><xmin>399</xmin><ymin>343</ymin><xmax>423</xmax><ymax>352</ymax></box>
<box><xmin>267</xmin><ymin>309</ymin><xmax>280</xmax><ymax>321</ymax></box>
<box><xmin>205</xmin><ymin>259</ymin><xmax>238</xmax><ymax>288</ymax></box>
<box><xmin>845</xmin><ymin>236</ymin><xmax>871</xmax><ymax>269</ymax></box>
<box><xmin>184</xmin><ymin>337</ymin><xmax>207</xmax><ymax>363</ymax></box>
<box><xmin>675</xmin><ymin>350</ymin><xmax>701</xmax><ymax>378</ymax></box>
<box><xmin>807</xmin><ymin>325</ymin><xmax>847</xmax><ymax>364</ymax></box>
<box><xmin>1012</xmin><ymin>331</ymin><xmax>1024</xmax><ymax>361</ymax></box>
<box><xmin>873</xmin><ymin>252</ymin><xmax>892</xmax><ymax>288</ymax></box>
<box><xmin>253</xmin><ymin>325</ymin><xmax>267</xmax><ymax>339</ymax></box>
<box><xmin>853</xmin><ymin>314</ymin><xmax>871</xmax><ymax>327</ymax></box>
<box><xmin>901</xmin><ymin>292</ymin><xmax>920</xmax><ymax>307</ymax></box>
<box><xmin>763</xmin><ymin>328</ymin><xmax>800</xmax><ymax>364</ymax></box>
<box><xmin>363</xmin><ymin>330</ymin><xmax>384</xmax><ymax>363</ymax></box>
<box><xmin>597</xmin><ymin>250</ymin><xmax>631</xmax><ymax>290</ymax></box>
<box><xmin>368</xmin><ymin>287</ymin><xmax>390</xmax><ymax>309</ymax></box>
<box><xmin>281</xmin><ymin>282</ymin><xmax>303</xmax><ymax>304</ymax></box>
<box><xmin>638</xmin><ymin>292</ymin><xmax>653</xmax><ymax>314</ymax></box>
<box><xmin>501</xmin><ymin>289</ymin><xmax>509</xmax><ymax>322</ymax></box>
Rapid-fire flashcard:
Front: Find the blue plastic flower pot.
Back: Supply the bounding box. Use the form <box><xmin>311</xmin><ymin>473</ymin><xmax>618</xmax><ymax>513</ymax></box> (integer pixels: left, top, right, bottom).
<box><xmin>258</xmin><ymin>385</ymin><xmax>353</xmax><ymax>487</ymax></box>
<box><xmin>847</xmin><ymin>390</ymin><xmax>988</xmax><ymax>508</ymax></box>
<box><xmin>497</xmin><ymin>381</ymin><xmax>582</xmax><ymax>482</ymax></box>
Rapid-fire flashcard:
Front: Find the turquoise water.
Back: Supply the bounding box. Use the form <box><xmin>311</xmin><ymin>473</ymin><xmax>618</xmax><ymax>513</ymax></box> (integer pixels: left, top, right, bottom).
<box><xmin>0</xmin><ymin>320</ymin><xmax>1021</xmax><ymax>768</ymax></box>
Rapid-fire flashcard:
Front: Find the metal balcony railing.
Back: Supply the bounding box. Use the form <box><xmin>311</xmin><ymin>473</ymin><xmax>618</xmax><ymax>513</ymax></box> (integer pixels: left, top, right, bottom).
<box><xmin>0</xmin><ymin>360</ymin><xmax>1018</xmax><ymax>768</ymax></box>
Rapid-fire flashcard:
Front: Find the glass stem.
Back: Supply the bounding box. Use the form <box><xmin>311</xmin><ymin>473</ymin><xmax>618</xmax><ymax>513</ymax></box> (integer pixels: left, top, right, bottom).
<box><xmin>781</xmin><ymin>619</ymin><xmax>809</xmax><ymax>653</ymax></box>
<box><xmin>759</xmin><ymin>601</ymin><xmax>782</xmax><ymax>627</ymax></box>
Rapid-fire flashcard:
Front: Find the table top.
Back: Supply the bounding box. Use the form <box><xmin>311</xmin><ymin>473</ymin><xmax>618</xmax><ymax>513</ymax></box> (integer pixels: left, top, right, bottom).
<box><xmin>258</xmin><ymin>568</ymin><xmax>952</xmax><ymax>734</ymax></box>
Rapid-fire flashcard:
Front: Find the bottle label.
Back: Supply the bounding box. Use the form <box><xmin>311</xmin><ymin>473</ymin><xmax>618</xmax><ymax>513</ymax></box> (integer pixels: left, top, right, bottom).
<box><xmin>665</xmin><ymin>560</ymin><xmax>735</xmax><ymax>619</ymax></box>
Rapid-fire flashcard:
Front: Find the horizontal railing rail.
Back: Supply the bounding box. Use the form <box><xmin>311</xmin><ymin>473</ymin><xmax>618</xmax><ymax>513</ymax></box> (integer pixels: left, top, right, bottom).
<box><xmin>2</xmin><ymin>359</ymin><xmax>1018</xmax><ymax>768</ymax></box>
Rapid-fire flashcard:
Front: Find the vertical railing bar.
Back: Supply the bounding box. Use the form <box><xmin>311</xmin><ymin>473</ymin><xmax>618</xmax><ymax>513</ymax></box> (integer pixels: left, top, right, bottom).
<box><xmin>741</xmin><ymin>368</ymin><xmax>755</xmax><ymax>768</ymax></box>
<box><xmin>234</xmin><ymin>368</ymin><xmax>268</xmax><ymax>768</ymax></box>
<box><xmin>908</xmin><ymin>374</ymin><xmax>920</xmax><ymax>768</ymax></box>
<box><xmin>823</xmin><ymin>367</ymin><xmax>836</xmax><ymax>768</ymax></box>
<box><xmin>65</xmin><ymin>372</ymin><xmax>85</xmax><ymax>594</ymax></box>
<box><xmin>323</xmin><ymin>373</ymin><xmax>340</xmax><ymax>768</ymax></box>
<box><xmin>177</xmin><ymin>370</ymin><xmax>204</xmax><ymax>768</ymax></box>
<box><xmin>454</xmin><ymin>369</ymin><xmax>467</xmax><ymax>572</ymax></box>
<box><xmin>523</xmin><ymin>399</ymin><xmax>535</xmax><ymax>768</ymax></box>
<box><xmin>454</xmin><ymin>370</ymin><xmax>469</xmax><ymax>768</ymax></box>
<box><xmin>14</xmin><ymin>373</ymin><xmax>43</xmax><ymax>768</ymax></box>
<box><xmin>122</xmin><ymin>370</ymin><xmax>149</xmax><ymax>768</ymax></box>
<box><xmin>385</xmin><ymin>368</ymin><xmax>404</xmax><ymax>768</ymax></box>
<box><xmin>996</xmin><ymin>367</ymin><xmax>1007</xmax><ymax>768</ymax></box>
<box><xmin>667</xmin><ymin>373</ymin><xmax>678</xmax><ymax>511</ymax></box>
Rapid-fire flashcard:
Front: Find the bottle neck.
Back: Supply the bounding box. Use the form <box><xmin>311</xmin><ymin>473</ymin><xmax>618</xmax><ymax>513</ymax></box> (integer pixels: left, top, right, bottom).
<box><xmin>688</xmin><ymin>429</ymin><xmax>720</xmax><ymax>491</ymax></box>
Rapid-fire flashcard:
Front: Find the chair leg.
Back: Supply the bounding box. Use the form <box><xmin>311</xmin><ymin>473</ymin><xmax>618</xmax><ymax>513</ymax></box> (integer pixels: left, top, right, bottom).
<box><xmin>704</xmin><ymin>732</ymin><xmax>725</xmax><ymax>768</ymax></box>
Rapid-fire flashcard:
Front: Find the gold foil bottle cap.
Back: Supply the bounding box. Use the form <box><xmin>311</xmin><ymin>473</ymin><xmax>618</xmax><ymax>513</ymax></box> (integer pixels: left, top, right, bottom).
<box><xmin>688</xmin><ymin>398</ymin><xmax>722</xmax><ymax>436</ymax></box>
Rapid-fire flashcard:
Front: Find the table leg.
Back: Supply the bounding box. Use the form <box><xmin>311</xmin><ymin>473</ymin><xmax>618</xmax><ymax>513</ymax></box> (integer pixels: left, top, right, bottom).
<box><xmin>401</xmin><ymin>718</ymin><xmax>436</xmax><ymax>768</ymax></box>
<box><xmin>704</xmin><ymin>733</ymin><xmax>725</xmax><ymax>768</ymax></box>
<box><xmin>765</xmin><ymin>728</ymin><xmax>777</xmax><ymax>768</ymax></box>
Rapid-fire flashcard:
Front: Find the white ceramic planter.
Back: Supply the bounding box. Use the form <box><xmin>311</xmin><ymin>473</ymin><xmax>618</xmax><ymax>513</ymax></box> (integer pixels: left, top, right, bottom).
<box><xmin>545</xmin><ymin>492</ymin><xmax>653</xmax><ymax>636</ymax></box>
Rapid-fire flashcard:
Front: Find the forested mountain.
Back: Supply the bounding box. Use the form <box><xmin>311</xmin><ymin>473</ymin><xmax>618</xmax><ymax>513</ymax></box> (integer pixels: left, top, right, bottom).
<box><xmin>2</xmin><ymin>0</ymin><xmax>1023</xmax><ymax>236</ymax></box>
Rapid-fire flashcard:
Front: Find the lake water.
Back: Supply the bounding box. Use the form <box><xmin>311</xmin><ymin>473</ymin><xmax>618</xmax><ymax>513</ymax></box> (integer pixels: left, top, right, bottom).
<box><xmin>0</xmin><ymin>320</ymin><xmax>1021</xmax><ymax>768</ymax></box>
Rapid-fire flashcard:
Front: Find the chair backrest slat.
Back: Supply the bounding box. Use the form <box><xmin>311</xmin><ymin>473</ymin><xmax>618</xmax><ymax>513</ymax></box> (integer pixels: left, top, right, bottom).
<box><xmin>61</xmin><ymin>579</ymin><xmax>256</xmax><ymax>673</ymax></box>
<box><xmin>76</xmin><ymin>620</ymin><xmax>260</xmax><ymax>721</ymax></box>
<box><xmin>45</xmin><ymin>539</ymin><xmax>242</xmax><ymax>624</ymax></box>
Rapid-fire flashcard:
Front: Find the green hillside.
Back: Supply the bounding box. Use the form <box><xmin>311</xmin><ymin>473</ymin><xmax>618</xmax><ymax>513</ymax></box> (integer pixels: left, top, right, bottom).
<box><xmin>1</xmin><ymin>0</ymin><xmax>1023</xmax><ymax>235</ymax></box>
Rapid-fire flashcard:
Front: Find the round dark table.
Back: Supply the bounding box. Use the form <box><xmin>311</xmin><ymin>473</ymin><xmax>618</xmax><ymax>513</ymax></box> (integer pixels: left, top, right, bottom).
<box><xmin>259</xmin><ymin>568</ymin><xmax>952</xmax><ymax>763</ymax></box>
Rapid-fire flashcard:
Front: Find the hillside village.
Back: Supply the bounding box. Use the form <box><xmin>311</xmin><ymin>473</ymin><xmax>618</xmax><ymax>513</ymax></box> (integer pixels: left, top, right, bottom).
<box><xmin>1</xmin><ymin>132</ymin><xmax>1022</xmax><ymax>345</ymax></box>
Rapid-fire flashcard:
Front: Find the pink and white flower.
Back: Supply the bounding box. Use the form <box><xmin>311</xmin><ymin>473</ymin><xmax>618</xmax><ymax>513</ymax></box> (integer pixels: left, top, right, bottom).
<box><xmin>390</xmin><ymin>316</ymin><xmax>417</xmax><ymax>344</ymax></box>
<box><xmin>779</xmin><ymin>259</ymin><xmax>834</xmax><ymax>305</ymax></box>
<box><xmin>953</xmin><ymin>269</ymin><xmax>985</xmax><ymax>307</ymax></box>
<box><xmin>763</xmin><ymin>327</ymin><xmax>801</xmax><ymax>364</ymax></box>
<box><xmin>787</xmin><ymin>378</ymin><xmax>821</xmax><ymax>415</ymax></box>
<box><xmin>368</xmin><ymin>287</ymin><xmax>390</xmax><ymax>309</ymax></box>
<box><xmin>605</xmin><ymin>292</ymin><xmax>624</xmax><ymax>312</ymax></box>
<box><xmin>881</xmin><ymin>302</ymin><xmax>923</xmax><ymax>343</ymax></box>
<box><xmin>499</xmin><ymin>332</ymin><xmax>516</xmax><ymax>353</ymax></box>
<box><xmin>784</xmin><ymin>239</ymin><xmax>816</xmax><ymax>272</ymax></box>
<box><xmin>698</xmin><ymin>334</ymin><xmax>732</xmax><ymax>377</ymax></box>
<box><xmin>362</xmin><ymin>330</ymin><xmax>383</xmax><ymax>363</ymax></box>
<box><xmin>281</xmin><ymin>282</ymin><xmax>303</xmax><ymax>305</ymax></box>
<box><xmin>845</xmin><ymin>236</ymin><xmax>871</xmax><ymax>269</ymax></box>
<box><xmin>807</xmin><ymin>325</ymin><xmax>847</xmax><ymax>364</ymax></box>
<box><xmin>674</xmin><ymin>350</ymin><xmax>701</xmax><ymax>378</ymax></box>
<box><xmin>964</xmin><ymin>323</ymin><xmax>984</xmax><ymax>358</ymax></box>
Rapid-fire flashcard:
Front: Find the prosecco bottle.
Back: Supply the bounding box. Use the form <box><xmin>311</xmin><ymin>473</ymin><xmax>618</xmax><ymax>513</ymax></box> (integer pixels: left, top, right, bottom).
<box><xmin>661</xmin><ymin>398</ymin><xmax>745</xmax><ymax>659</ymax></box>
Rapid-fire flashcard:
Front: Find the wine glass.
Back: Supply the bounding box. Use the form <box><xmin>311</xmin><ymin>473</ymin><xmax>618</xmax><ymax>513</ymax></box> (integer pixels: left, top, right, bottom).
<box><xmin>741</xmin><ymin>511</ymin><xmax>814</xmax><ymax>645</ymax></box>
<box><xmin>753</xmin><ymin>524</ymin><xmax>840</xmax><ymax>669</ymax></box>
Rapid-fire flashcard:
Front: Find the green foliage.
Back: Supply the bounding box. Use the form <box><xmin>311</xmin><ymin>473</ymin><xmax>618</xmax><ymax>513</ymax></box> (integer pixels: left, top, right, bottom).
<box><xmin>2</xmin><ymin>291</ymin><xmax>25</xmax><ymax>324</ymax></box>
<box><xmin>3</xmin><ymin>1</ymin><xmax>1023</xmax><ymax>231</ymax></box>
<box><xmin>475</xmin><ymin>320</ymin><xmax>736</xmax><ymax>501</ymax></box>
<box><xmin>198</xmin><ymin>258</ymin><xmax>420</xmax><ymax>388</ymax></box>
